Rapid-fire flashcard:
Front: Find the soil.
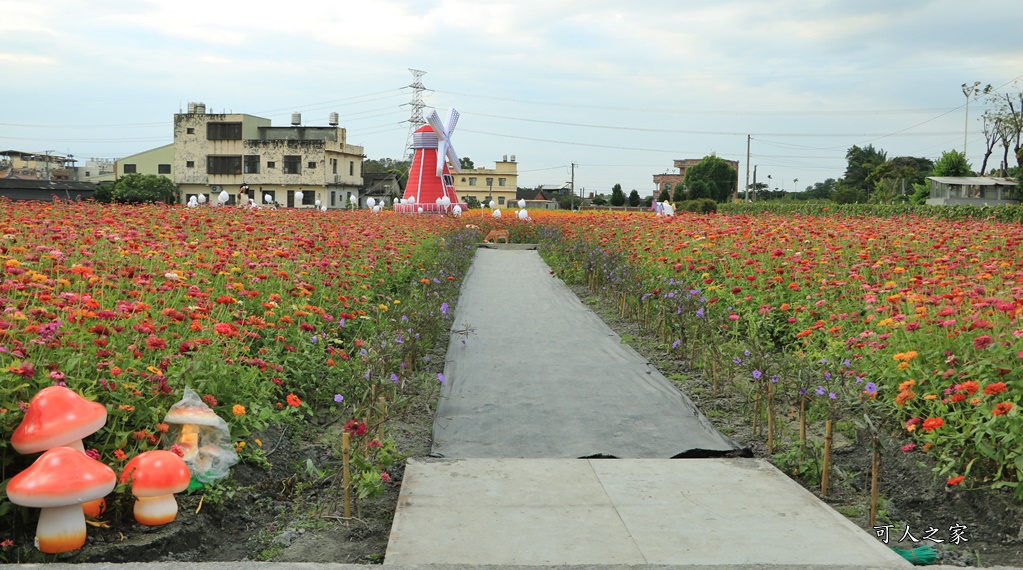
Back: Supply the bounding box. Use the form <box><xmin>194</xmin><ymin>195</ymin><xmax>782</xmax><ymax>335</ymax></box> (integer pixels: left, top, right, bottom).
<box><xmin>9</xmin><ymin>284</ymin><xmax>1023</xmax><ymax>566</ymax></box>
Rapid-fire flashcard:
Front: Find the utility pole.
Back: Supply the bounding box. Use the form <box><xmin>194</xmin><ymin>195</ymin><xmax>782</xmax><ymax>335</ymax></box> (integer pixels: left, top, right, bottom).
<box><xmin>570</xmin><ymin>162</ymin><xmax>576</xmax><ymax>211</ymax></box>
<box><xmin>743</xmin><ymin>134</ymin><xmax>750</xmax><ymax>203</ymax></box>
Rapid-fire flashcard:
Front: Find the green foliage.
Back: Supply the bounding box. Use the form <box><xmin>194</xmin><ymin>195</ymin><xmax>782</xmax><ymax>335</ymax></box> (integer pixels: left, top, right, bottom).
<box><xmin>718</xmin><ymin>199</ymin><xmax>1023</xmax><ymax>223</ymax></box>
<box><xmin>672</xmin><ymin>183</ymin><xmax>686</xmax><ymax>203</ymax></box>
<box><xmin>628</xmin><ymin>189</ymin><xmax>640</xmax><ymax>207</ymax></box>
<box><xmin>609</xmin><ymin>183</ymin><xmax>625</xmax><ymax>206</ymax></box>
<box><xmin>842</xmin><ymin>144</ymin><xmax>888</xmax><ymax>195</ymax></box>
<box><xmin>683</xmin><ymin>155</ymin><xmax>737</xmax><ymax>203</ymax></box>
<box><xmin>558</xmin><ymin>194</ymin><xmax>581</xmax><ymax>210</ymax></box>
<box><xmin>92</xmin><ymin>181</ymin><xmax>114</xmax><ymax>203</ymax></box>
<box><xmin>676</xmin><ymin>198</ymin><xmax>717</xmax><ymax>213</ymax></box>
<box><xmin>832</xmin><ymin>184</ymin><xmax>865</xmax><ymax>204</ymax></box>
<box><xmin>590</xmin><ymin>195</ymin><xmax>607</xmax><ymax>206</ymax></box>
<box><xmin>657</xmin><ymin>187</ymin><xmax>671</xmax><ymax>202</ymax></box>
<box><xmin>458</xmin><ymin>156</ymin><xmax>474</xmax><ymax>169</ymax></box>
<box><xmin>463</xmin><ymin>195</ymin><xmax>480</xmax><ymax>210</ymax></box>
<box><xmin>910</xmin><ymin>182</ymin><xmax>930</xmax><ymax>205</ymax></box>
<box><xmin>932</xmin><ymin>150</ymin><xmax>974</xmax><ymax>177</ymax></box>
<box><xmin>111</xmin><ymin>173</ymin><xmax>177</xmax><ymax>204</ymax></box>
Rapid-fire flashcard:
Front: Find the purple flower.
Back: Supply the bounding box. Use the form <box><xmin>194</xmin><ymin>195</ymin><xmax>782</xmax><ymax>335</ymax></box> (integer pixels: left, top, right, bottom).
<box><xmin>865</xmin><ymin>382</ymin><xmax>877</xmax><ymax>395</ymax></box>
<box><xmin>437</xmin><ymin>373</ymin><xmax>445</xmax><ymax>383</ymax></box>
<box><xmin>752</xmin><ymin>370</ymin><xmax>762</xmax><ymax>380</ymax></box>
<box><xmin>390</xmin><ymin>373</ymin><xmax>399</xmax><ymax>385</ymax></box>
<box><xmin>334</xmin><ymin>394</ymin><xmax>345</xmax><ymax>403</ymax></box>
<box><xmin>672</xmin><ymin>339</ymin><xmax>681</xmax><ymax>349</ymax></box>
<box><xmin>815</xmin><ymin>386</ymin><xmax>826</xmax><ymax>396</ymax></box>
<box><xmin>440</xmin><ymin>302</ymin><xmax>449</xmax><ymax>316</ymax></box>
<box><xmin>696</xmin><ymin>308</ymin><xmax>705</xmax><ymax>318</ymax></box>
<box><xmin>828</xmin><ymin>392</ymin><xmax>837</xmax><ymax>400</ymax></box>
<box><xmin>771</xmin><ymin>375</ymin><xmax>780</xmax><ymax>383</ymax></box>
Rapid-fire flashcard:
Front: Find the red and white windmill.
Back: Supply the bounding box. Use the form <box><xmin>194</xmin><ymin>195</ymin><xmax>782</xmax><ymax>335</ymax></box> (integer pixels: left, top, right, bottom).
<box><xmin>397</xmin><ymin>108</ymin><xmax>467</xmax><ymax>213</ymax></box>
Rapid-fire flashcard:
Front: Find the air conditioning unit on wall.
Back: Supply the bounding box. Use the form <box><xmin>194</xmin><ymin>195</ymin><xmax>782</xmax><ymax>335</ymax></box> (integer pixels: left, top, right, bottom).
<box><xmin>210</xmin><ymin>185</ymin><xmax>221</xmax><ymax>192</ymax></box>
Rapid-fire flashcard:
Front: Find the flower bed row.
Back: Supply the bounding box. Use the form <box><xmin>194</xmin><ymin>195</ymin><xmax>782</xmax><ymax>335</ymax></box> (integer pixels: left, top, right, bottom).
<box><xmin>0</xmin><ymin>200</ymin><xmax>476</xmax><ymax>549</ymax></box>
<box><xmin>534</xmin><ymin>210</ymin><xmax>1022</xmax><ymax>496</ymax></box>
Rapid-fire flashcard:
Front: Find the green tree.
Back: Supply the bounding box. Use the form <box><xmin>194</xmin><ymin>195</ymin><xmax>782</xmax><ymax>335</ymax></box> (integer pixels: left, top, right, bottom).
<box><xmin>683</xmin><ymin>155</ymin><xmax>738</xmax><ymax>202</ymax></box>
<box><xmin>112</xmin><ymin>173</ymin><xmax>177</xmax><ymax>204</ymax></box>
<box><xmin>610</xmin><ymin>183</ymin><xmax>625</xmax><ymax>206</ymax></box>
<box><xmin>463</xmin><ymin>196</ymin><xmax>480</xmax><ymax>209</ymax></box>
<box><xmin>558</xmin><ymin>194</ymin><xmax>581</xmax><ymax>210</ymax></box>
<box><xmin>628</xmin><ymin>189</ymin><xmax>640</xmax><ymax>207</ymax></box>
<box><xmin>832</xmin><ymin>183</ymin><xmax>865</xmax><ymax>204</ymax></box>
<box><xmin>363</xmin><ymin>157</ymin><xmax>411</xmax><ymax>186</ymax></box>
<box><xmin>657</xmin><ymin>187</ymin><xmax>670</xmax><ymax>202</ymax></box>
<box><xmin>92</xmin><ymin>181</ymin><xmax>114</xmax><ymax>203</ymax></box>
<box><xmin>590</xmin><ymin>195</ymin><xmax>608</xmax><ymax>206</ymax></box>
<box><xmin>672</xmin><ymin>183</ymin><xmax>686</xmax><ymax>203</ymax></box>
<box><xmin>842</xmin><ymin>145</ymin><xmax>887</xmax><ymax>196</ymax></box>
<box><xmin>459</xmin><ymin>156</ymin><xmax>475</xmax><ymax>169</ymax></box>
<box><xmin>932</xmin><ymin>150</ymin><xmax>973</xmax><ymax>177</ymax></box>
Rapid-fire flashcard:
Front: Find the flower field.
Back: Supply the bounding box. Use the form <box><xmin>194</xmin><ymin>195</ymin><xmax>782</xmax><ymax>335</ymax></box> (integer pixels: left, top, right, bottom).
<box><xmin>0</xmin><ymin>200</ymin><xmax>473</xmax><ymax>543</ymax></box>
<box><xmin>535</xmin><ymin>210</ymin><xmax>1023</xmax><ymax>494</ymax></box>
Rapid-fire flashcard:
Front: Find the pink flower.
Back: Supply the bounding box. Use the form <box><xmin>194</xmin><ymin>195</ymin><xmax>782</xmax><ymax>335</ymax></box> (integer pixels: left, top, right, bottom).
<box><xmin>900</xmin><ymin>443</ymin><xmax>915</xmax><ymax>452</ymax></box>
<box><xmin>973</xmin><ymin>335</ymin><xmax>993</xmax><ymax>350</ymax></box>
<box><xmin>380</xmin><ymin>472</ymin><xmax>392</xmax><ymax>483</ymax></box>
<box><xmin>85</xmin><ymin>448</ymin><xmax>101</xmax><ymax>460</ymax></box>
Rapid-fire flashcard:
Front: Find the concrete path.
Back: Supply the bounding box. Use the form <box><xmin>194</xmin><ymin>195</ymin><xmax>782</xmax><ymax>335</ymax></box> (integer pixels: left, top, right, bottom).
<box><xmin>386</xmin><ymin>249</ymin><xmax>910</xmax><ymax>567</ymax></box>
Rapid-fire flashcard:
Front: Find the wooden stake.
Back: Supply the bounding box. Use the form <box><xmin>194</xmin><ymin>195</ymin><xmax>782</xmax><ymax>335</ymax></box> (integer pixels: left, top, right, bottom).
<box><xmin>767</xmin><ymin>382</ymin><xmax>775</xmax><ymax>454</ymax></box>
<box><xmin>821</xmin><ymin>419</ymin><xmax>833</xmax><ymax>496</ymax></box>
<box><xmin>799</xmin><ymin>398</ymin><xmax>807</xmax><ymax>451</ymax></box>
<box><xmin>342</xmin><ymin>432</ymin><xmax>352</xmax><ymax>518</ymax></box>
<box><xmin>377</xmin><ymin>396</ymin><xmax>387</xmax><ymax>442</ymax></box>
<box><xmin>869</xmin><ymin>436</ymin><xmax>880</xmax><ymax>527</ymax></box>
<box><xmin>752</xmin><ymin>385</ymin><xmax>761</xmax><ymax>437</ymax></box>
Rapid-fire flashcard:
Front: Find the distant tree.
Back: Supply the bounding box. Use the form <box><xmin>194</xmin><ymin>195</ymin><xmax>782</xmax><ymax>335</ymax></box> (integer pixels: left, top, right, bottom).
<box><xmin>979</xmin><ymin>85</ymin><xmax>1022</xmax><ymax>174</ymax></box>
<box><xmin>842</xmin><ymin>144</ymin><xmax>887</xmax><ymax>196</ymax></box>
<box><xmin>363</xmin><ymin>157</ymin><xmax>411</xmax><ymax>185</ymax></box>
<box><xmin>832</xmin><ymin>183</ymin><xmax>865</xmax><ymax>204</ymax></box>
<box><xmin>802</xmin><ymin>178</ymin><xmax>837</xmax><ymax>200</ymax></box>
<box><xmin>870</xmin><ymin>156</ymin><xmax>934</xmax><ymax>202</ymax></box>
<box><xmin>463</xmin><ymin>196</ymin><xmax>480</xmax><ymax>209</ymax></box>
<box><xmin>672</xmin><ymin>183</ymin><xmax>686</xmax><ymax>203</ymax></box>
<box><xmin>610</xmin><ymin>183</ymin><xmax>625</xmax><ymax>206</ymax></box>
<box><xmin>932</xmin><ymin>150</ymin><xmax>973</xmax><ymax>177</ymax></box>
<box><xmin>683</xmin><ymin>155</ymin><xmax>738</xmax><ymax>202</ymax></box>
<box><xmin>92</xmin><ymin>181</ymin><xmax>114</xmax><ymax>203</ymax></box>
<box><xmin>642</xmin><ymin>195</ymin><xmax>654</xmax><ymax>207</ymax></box>
<box><xmin>657</xmin><ymin>187</ymin><xmax>671</xmax><ymax>202</ymax></box>
<box><xmin>558</xmin><ymin>194</ymin><xmax>582</xmax><ymax>210</ymax></box>
<box><xmin>628</xmin><ymin>189</ymin><xmax>640</xmax><ymax>207</ymax></box>
<box><xmin>590</xmin><ymin>195</ymin><xmax>607</xmax><ymax>206</ymax></box>
<box><xmin>112</xmin><ymin>173</ymin><xmax>177</xmax><ymax>204</ymax></box>
<box><xmin>459</xmin><ymin>156</ymin><xmax>475</xmax><ymax>169</ymax></box>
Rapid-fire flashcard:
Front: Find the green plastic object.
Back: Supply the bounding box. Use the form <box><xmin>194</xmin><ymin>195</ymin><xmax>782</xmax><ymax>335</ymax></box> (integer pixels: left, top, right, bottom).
<box><xmin>186</xmin><ymin>477</ymin><xmax>204</xmax><ymax>492</ymax></box>
<box><xmin>892</xmin><ymin>545</ymin><xmax>938</xmax><ymax>565</ymax></box>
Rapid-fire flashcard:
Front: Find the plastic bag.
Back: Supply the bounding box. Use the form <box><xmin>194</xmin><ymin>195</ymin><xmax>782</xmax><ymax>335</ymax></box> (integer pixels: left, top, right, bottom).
<box><xmin>163</xmin><ymin>387</ymin><xmax>238</xmax><ymax>483</ymax></box>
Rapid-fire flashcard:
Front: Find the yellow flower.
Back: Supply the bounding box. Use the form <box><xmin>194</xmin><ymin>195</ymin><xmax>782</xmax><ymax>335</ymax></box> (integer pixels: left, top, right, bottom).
<box><xmin>234</xmin><ymin>441</ymin><xmax>246</xmax><ymax>452</ymax></box>
<box><xmin>254</xmin><ymin>439</ymin><xmax>263</xmax><ymax>447</ymax></box>
<box><xmin>924</xmin><ymin>394</ymin><xmax>938</xmax><ymax>400</ymax></box>
<box><xmin>393</xmin><ymin>299</ymin><xmax>401</xmax><ymax>305</ymax></box>
<box><xmin>232</xmin><ymin>404</ymin><xmax>246</xmax><ymax>416</ymax></box>
<box><xmin>146</xmin><ymin>366</ymin><xmax>163</xmax><ymax>376</ymax></box>
<box><xmin>897</xmin><ymin>362</ymin><xmax>910</xmax><ymax>371</ymax></box>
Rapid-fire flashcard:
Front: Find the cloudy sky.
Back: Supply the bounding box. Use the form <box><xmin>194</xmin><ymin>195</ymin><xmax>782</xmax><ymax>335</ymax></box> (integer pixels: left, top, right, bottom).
<box><xmin>2</xmin><ymin>0</ymin><xmax>1021</xmax><ymax>196</ymax></box>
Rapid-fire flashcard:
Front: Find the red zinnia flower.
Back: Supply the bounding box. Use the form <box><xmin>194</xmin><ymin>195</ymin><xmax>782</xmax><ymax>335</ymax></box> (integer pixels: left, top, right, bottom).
<box><xmin>145</xmin><ymin>334</ymin><xmax>168</xmax><ymax>350</ymax></box>
<box><xmin>286</xmin><ymin>393</ymin><xmax>301</xmax><ymax>407</ymax></box>
<box><xmin>921</xmin><ymin>417</ymin><xmax>945</xmax><ymax>432</ymax></box>
<box><xmin>992</xmin><ymin>402</ymin><xmax>1014</xmax><ymax>416</ymax></box>
<box><xmin>984</xmin><ymin>382</ymin><xmax>1008</xmax><ymax>396</ymax></box>
<box><xmin>947</xmin><ymin>475</ymin><xmax>964</xmax><ymax>486</ymax></box>
<box><xmin>973</xmin><ymin>335</ymin><xmax>993</xmax><ymax>350</ymax></box>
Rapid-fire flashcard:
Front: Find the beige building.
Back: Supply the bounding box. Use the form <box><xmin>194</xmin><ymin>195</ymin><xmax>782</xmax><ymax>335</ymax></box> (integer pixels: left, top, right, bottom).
<box><xmin>116</xmin><ymin>144</ymin><xmax>174</xmax><ymax>180</ymax></box>
<box><xmin>173</xmin><ymin>103</ymin><xmax>364</xmax><ymax>208</ymax></box>
<box><xmin>453</xmin><ymin>155</ymin><xmax>519</xmax><ymax>208</ymax></box>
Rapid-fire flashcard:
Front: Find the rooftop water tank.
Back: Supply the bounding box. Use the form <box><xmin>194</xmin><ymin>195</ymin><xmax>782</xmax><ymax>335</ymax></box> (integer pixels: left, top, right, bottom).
<box><xmin>291</xmin><ymin>112</ymin><xmax>301</xmax><ymax>126</ymax></box>
<box><xmin>329</xmin><ymin>112</ymin><xmax>339</xmax><ymax>126</ymax></box>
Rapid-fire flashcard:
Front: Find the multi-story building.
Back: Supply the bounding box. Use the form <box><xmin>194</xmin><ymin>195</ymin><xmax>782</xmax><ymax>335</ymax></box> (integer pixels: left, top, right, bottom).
<box><xmin>652</xmin><ymin>158</ymin><xmax>740</xmax><ymax>196</ymax></box>
<box><xmin>116</xmin><ymin>144</ymin><xmax>174</xmax><ymax>181</ymax></box>
<box><xmin>453</xmin><ymin>155</ymin><xmax>519</xmax><ymax>208</ymax></box>
<box><xmin>173</xmin><ymin>103</ymin><xmax>364</xmax><ymax>208</ymax></box>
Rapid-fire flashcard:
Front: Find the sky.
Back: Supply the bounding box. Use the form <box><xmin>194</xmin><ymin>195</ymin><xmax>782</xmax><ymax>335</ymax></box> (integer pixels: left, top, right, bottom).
<box><xmin>2</xmin><ymin>0</ymin><xmax>1022</xmax><ymax>197</ymax></box>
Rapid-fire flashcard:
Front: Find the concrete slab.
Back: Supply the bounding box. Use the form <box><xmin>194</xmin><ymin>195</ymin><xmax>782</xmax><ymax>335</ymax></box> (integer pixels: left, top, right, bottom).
<box><xmin>385</xmin><ymin>458</ymin><xmax>911</xmax><ymax>567</ymax></box>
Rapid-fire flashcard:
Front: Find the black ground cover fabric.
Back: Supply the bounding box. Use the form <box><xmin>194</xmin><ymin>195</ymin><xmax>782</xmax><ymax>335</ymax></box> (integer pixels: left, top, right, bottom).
<box><xmin>431</xmin><ymin>248</ymin><xmax>744</xmax><ymax>459</ymax></box>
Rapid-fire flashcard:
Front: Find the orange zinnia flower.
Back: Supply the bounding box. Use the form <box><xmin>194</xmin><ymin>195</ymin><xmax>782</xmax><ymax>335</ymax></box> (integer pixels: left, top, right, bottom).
<box><xmin>992</xmin><ymin>402</ymin><xmax>1013</xmax><ymax>416</ymax></box>
<box><xmin>286</xmin><ymin>393</ymin><xmax>302</xmax><ymax>407</ymax></box>
<box><xmin>984</xmin><ymin>382</ymin><xmax>1008</xmax><ymax>396</ymax></box>
<box><xmin>921</xmin><ymin>417</ymin><xmax>945</xmax><ymax>432</ymax></box>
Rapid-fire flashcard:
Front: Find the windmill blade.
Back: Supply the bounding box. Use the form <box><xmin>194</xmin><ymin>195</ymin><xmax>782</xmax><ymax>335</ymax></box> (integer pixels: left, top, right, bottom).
<box><xmin>436</xmin><ymin>139</ymin><xmax>450</xmax><ymax>176</ymax></box>
<box><xmin>426</xmin><ymin>110</ymin><xmax>446</xmax><ymax>143</ymax></box>
<box><xmin>444</xmin><ymin>108</ymin><xmax>460</xmax><ymax>136</ymax></box>
<box><xmin>446</xmin><ymin>142</ymin><xmax>461</xmax><ymax>174</ymax></box>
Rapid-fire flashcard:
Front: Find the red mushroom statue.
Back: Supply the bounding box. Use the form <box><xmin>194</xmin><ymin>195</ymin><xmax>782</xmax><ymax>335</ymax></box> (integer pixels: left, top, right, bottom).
<box><xmin>120</xmin><ymin>450</ymin><xmax>191</xmax><ymax>526</ymax></box>
<box><xmin>5</xmin><ymin>447</ymin><xmax>116</xmax><ymax>553</ymax></box>
<box><xmin>11</xmin><ymin>386</ymin><xmax>107</xmax><ymax>454</ymax></box>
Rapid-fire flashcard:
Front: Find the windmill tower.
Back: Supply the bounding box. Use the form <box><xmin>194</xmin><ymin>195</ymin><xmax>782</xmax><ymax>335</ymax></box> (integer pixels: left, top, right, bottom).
<box><xmin>396</xmin><ymin>108</ymin><xmax>467</xmax><ymax>214</ymax></box>
<box><xmin>402</xmin><ymin>69</ymin><xmax>430</xmax><ymax>161</ymax></box>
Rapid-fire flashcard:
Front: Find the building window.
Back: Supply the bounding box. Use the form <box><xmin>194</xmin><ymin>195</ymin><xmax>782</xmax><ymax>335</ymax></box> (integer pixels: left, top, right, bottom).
<box><xmin>186</xmin><ymin>160</ymin><xmax>195</xmax><ymax>168</ymax></box>
<box><xmin>262</xmin><ymin>190</ymin><xmax>276</xmax><ymax>205</ymax></box>
<box><xmin>307</xmin><ymin>161</ymin><xmax>317</xmax><ymax>169</ymax></box>
<box><xmin>301</xmin><ymin>190</ymin><xmax>315</xmax><ymax>205</ymax></box>
<box><xmin>244</xmin><ymin>155</ymin><xmax>260</xmax><ymax>174</ymax></box>
<box><xmin>123</xmin><ymin>164</ymin><xmax>137</xmax><ymax>174</ymax></box>
<box><xmin>442</xmin><ymin>174</ymin><xmax>454</xmax><ymax>187</ymax></box>
<box><xmin>267</xmin><ymin>161</ymin><xmax>275</xmax><ymax>169</ymax></box>
<box><xmin>468</xmin><ymin>177</ymin><xmax>477</xmax><ymax>186</ymax></box>
<box><xmin>186</xmin><ymin>127</ymin><xmax>195</xmax><ymax>135</ymax></box>
<box><xmin>207</xmin><ymin>155</ymin><xmax>242</xmax><ymax>175</ymax></box>
<box><xmin>283</xmin><ymin>156</ymin><xmax>301</xmax><ymax>174</ymax></box>
<box><xmin>486</xmin><ymin>177</ymin><xmax>493</xmax><ymax>188</ymax></box>
<box><xmin>331</xmin><ymin>191</ymin><xmax>336</xmax><ymax>207</ymax></box>
<box><xmin>498</xmin><ymin>178</ymin><xmax>506</xmax><ymax>186</ymax></box>
<box><xmin>498</xmin><ymin>196</ymin><xmax>505</xmax><ymax>205</ymax></box>
<box><xmin>331</xmin><ymin>158</ymin><xmax>338</xmax><ymax>174</ymax></box>
<box><xmin>349</xmin><ymin>161</ymin><xmax>354</xmax><ymax>176</ymax></box>
<box><xmin>207</xmin><ymin>122</ymin><xmax>242</xmax><ymax>140</ymax></box>
<box><xmin>158</xmin><ymin>164</ymin><xmax>171</xmax><ymax>174</ymax></box>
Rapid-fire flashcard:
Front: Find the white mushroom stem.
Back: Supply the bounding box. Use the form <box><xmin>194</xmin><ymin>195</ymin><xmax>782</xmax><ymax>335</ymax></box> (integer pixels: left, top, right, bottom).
<box><xmin>134</xmin><ymin>494</ymin><xmax>179</xmax><ymax>526</ymax></box>
<box><xmin>36</xmin><ymin>504</ymin><xmax>87</xmax><ymax>554</ymax></box>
